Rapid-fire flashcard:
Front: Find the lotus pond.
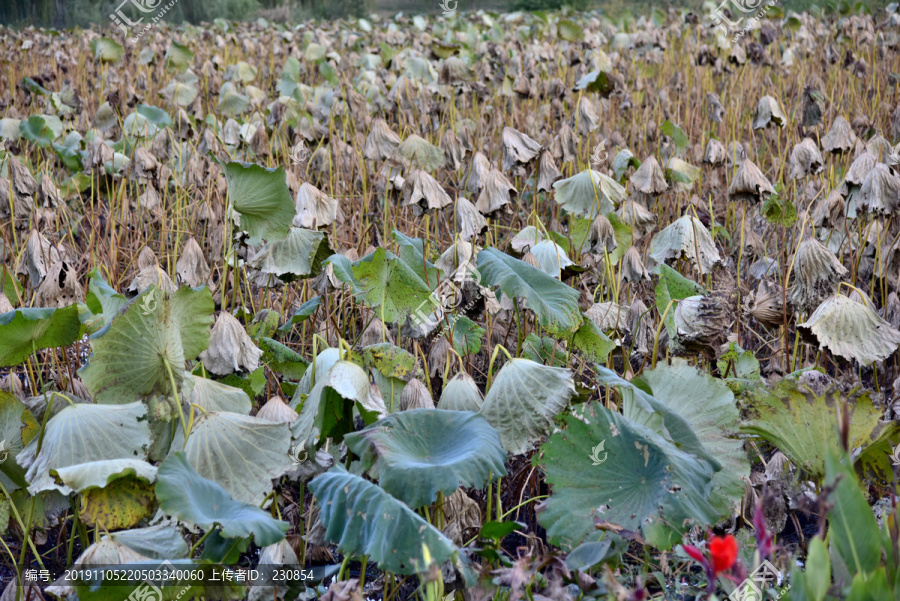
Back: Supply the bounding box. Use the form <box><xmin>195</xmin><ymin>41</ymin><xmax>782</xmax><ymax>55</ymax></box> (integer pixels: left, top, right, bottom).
<box><xmin>0</xmin><ymin>3</ymin><xmax>899</xmax><ymax>601</ymax></box>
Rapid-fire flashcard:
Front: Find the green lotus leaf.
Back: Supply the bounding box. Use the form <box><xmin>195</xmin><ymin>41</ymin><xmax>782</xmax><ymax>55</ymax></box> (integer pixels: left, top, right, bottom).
<box><xmin>570</xmin><ymin>318</ymin><xmax>616</xmax><ymax>363</ymax></box>
<box><xmin>481</xmin><ymin>358</ymin><xmax>574</xmax><ymax>455</ymax></box>
<box><xmin>552</xmin><ymin>169</ymin><xmax>626</xmax><ymax>219</ymax></box>
<box><xmin>0</xmin><ymin>391</ymin><xmax>38</xmax><ymax>490</ymax></box>
<box><xmin>371</xmin><ymin>370</ymin><xmax>406</xmax><ymax>414</ymax></box>
<box><xmin>391</xmin><ymin>230</ymin><xmax>442</xmax><ymax>288</ymax></box>
<box><xmin>84</xmin><ymin>268</ymin><xmax>127</xmax><ymax>326</ymax></box>
<box><xmin>220</xmin><ymin>160</ymin><xmax>295</xmax><ymax>245</ymax></box>
<box><xmin>89</xmin><ymin>38</ymin><xmax>124</xmax><ymax>63</ymax></box>
<box><xmin>403</xmin><ymin>56</ymin><xmax>438</xmax><ymax>84</ymax></box>
<box><xmin>558</xmin><ymin>19</ymin><xmax>584</xmax><ymax>42</ymax></box>
<box><xmin>612</xmin><ymin>149</ymin><xmax>641</xmax><ymax>182</ymax></box>
<box><xmin>537</xmin><ymin>402</ymin><xmax>716</xmax><ymax>549</ymax></box>
<box><xmin>247</xmin><ymin>227</ymin><xmax>332</xmax><ymax>282</ymax></box>
<box><xmin>157</xmin><ymin>452</ymin><xmax>288</xmax><ymax>546</ymax></box>
<box><xmin>219</xmin><ymin>83</ymin><xmax>250</xmax><ymax>116</ymax></box>
<box><xmin>304</xmin><ymin>43</ymin><xmax>326</xmax><ymax>62</ymax></box>
<box><xmin>182</xmin><ymin>412</ymin><xmax>291</xmax><ymax>505</ymax></box>
<box><xmin>825</xmin><ymin>448</ymin><xmax>883</xmax><ymax>577</ymax></box>
<box><xmin>648</xmin><ymin>215</ymin><xmax>721</xmax><ymax>274</ymax></box>
<box><xmin>18</xmin><ymin>401</ymin><xmax>150</xmax><ymax>495</ymax></box>
<box><xmin>233</xmin><ymin>61</ymin><xmax>258</xmax><ymax>83</ymax></box>
<box><xmin>447</xmin><ymin>315</ymin><xmax>485</xmax><ymax>357</ymax></box>
<box><xmin>0</xmin><ymin>265</ymin><xmax>24</xmax><ymax>307</ymax></box>
<box><xmin>654</xmin><ymin>264</ymin><xmax>705</xmax><ymax>338</ymax></box>
<box><xmin>595</xmin><ymin>366</ymin><xmax>718</xmax><ymax>468</ymax></box>
<box><xmin>437</xmin><ymin>373</ymin><xmax>483</xmax><ymax>412</ymax></box>
<box><xmin>122</xmin><ymin>111</ymin><xmax>158</xmax><ymax>138</ymax></box>
<box><xmin>136</xmin><ymin>104</ymin><xmax>172</xmax><ymax>130</ymax></box>
<box><xmin>292</xmin><ymin>360</ymin><xmax>372</xmax><ymax>450</ymax></box>
<box><xmin>278</xmin><ymin>296</ymin><xmax>322</xmax><ymax>332</ymax></box>
<box><xmin>277</xmin><ymin>57</ymin><xmax>302</xmax><ymax>96</ymax></box>
<box><xmin>391</xmin><ymin>135</ymin><xmax>445</xmax><ymax>171</ymax></box>
<box><xmin>19</xmin><ymin>116</ymin><xmax>55</xmax><ymax>148</ymax></box>
<box><xmin>161</xmin><ymin>80</ymin><xmax>199</xmax><ymax>107</ymax></box>
<box><xmin>529</xmin><ymin>240</ymin><xmax>574</xmax><ymax>279</ymax></box>
<box><xmin>362</xmin><ymin>343</ymin><xmax>420</xmax><ymax>381</ymax></box>
<box><xmin>21</xmin><ymin>77</ymin><xmax>48</xmax><ymax>96</ymax></box>
<box><xmin>105</xmin><ymin>524</ymin><xmax>190</xmax><ymax>560</ymax></box>
<box><xmin>854</xmin><ymin>419</ymin><xmax>900</xmax><ymax>482</ymax></box>
<box><xmin>292</xmin><ymin>347</ymin><xmax>351</xmax><ymax>399</ymax></box>
<box><xmin>659</xmin><ymin>121</ymin><xmax>689</xmax><ymax>151</ymax></box>
<box><xmin>476</xmin><ymin>248</ymin><xmax>582</xmax><ymax>335</ymax></box>
<box><xmin>0</xmin><ymin>306</ymin><xmax>82</xmax><ymax>367</ymax></box>
<box><xmin>574</xmin><ymin>69</ymin><xmax>614</xmax><ymax>95</ymax></box>
<box><xmin>259</xmin><ymin>337</ymin><xmax>309</xmax><ymax>380</ymax></box>
<box><xmin>634</xmin><ymin>360</ymin><xmax>748</xmax><ymax>516</ymax></box>
<box><xmin>664</xmin><ymin>157</ymin><xmax>701</xmax><ymax>191</ymax></box>
<box><xmin>52</xmin><ymin>459</ymin><xmax>157</xmax><ymax>492</ymax></box>
<box><xmin>521</xmin><ymin>333</ymin><xmax>568</xmax><ymax>367</ymax></box>
<box><xmin>346</xmin><ymin>409</ymin><xmax>507</xmax><ymax>509</ymax></box>
<box><xmin>79</xmin><ymin>477</ymin><xmax>155</xmax><ymax>530</ymax></box>
<box><xmin>308</xmin><ymin>466</ymin><xmax>457</xmax><ymax>575</ymax></box>
<box><xmin>165</xmin><ymin>41</ymin><xmax>193</xmax><ymax>72</ymax></box>
<box><xmin>742</xmin><ymin>376</ymin><xmax>887</xmax><ymax>478</ymax></box>
<box><xmin>326</xmin><ymin>249</ymin><xmax>434</xmax><ymax>324</ymax></box>
<box><xmin>53</xmin><ymin>140</ymin><xmax>84</xmax><ymax>170</ymax></box>
<box><xmin>185</xmin><ymin>374</ymin><xmax>252</xmax><ymax>414</ymax></box>
<box><xmin>80</xmin><ymin>286</ymin><xmax>215</xmax><ymax>404</ymax></box>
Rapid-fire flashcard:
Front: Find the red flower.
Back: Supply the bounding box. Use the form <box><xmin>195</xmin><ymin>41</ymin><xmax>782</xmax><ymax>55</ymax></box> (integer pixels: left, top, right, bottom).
<box><xmin>708</xmin><ymin>535</ymin><xmax>739</xmax><ymax>573</ymax></box>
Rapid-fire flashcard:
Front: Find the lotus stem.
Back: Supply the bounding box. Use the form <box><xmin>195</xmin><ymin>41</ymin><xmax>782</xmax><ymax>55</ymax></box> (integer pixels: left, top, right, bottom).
<box><xmin>162</xmin><ymin>357</ymin><xmax>190</xmax><ymax>449</ymax></box>
<box><xmin>651</xmin><ymin>299</ymin><xmax>677</xmax><ymax>369</ymax></box>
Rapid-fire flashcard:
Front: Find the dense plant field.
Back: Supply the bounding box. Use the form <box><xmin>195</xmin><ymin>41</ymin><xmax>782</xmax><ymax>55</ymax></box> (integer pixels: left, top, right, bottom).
<box><xmin>1</xmin><ymin>3</ymin><xmax>900</xmax><ymax>600</ymax></box>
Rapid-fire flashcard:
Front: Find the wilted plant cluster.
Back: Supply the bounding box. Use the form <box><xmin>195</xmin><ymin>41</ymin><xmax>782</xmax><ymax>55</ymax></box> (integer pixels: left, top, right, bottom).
<box><xmin>1</xmin><ymin>2</ymin><xmax>900</xmax><ymax>600</ymax></box>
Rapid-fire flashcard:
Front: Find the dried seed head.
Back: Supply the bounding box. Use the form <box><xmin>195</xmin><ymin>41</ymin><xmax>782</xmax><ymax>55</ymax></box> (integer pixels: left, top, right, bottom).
<box><xmin>744</xmin><ymin>279</ymin><xmax>788</xmax><ymax>328</ymax></box>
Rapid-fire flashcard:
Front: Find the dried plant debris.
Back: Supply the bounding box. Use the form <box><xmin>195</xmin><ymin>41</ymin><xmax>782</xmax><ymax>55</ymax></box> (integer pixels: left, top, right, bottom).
<box><xmin>3</xmin><ymin>7</ymin><xmax>900</xmax><ymax>598</ymax></box>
